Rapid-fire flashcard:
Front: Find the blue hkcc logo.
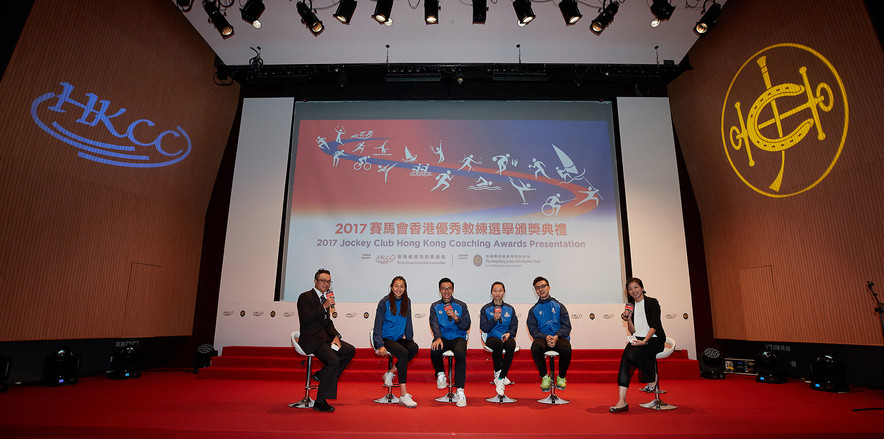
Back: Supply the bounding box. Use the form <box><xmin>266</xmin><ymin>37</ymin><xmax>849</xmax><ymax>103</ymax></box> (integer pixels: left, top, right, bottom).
<box><xmin>31</xmin><ymin>82</ymin><xmax>191</xmax><ymax>168</ymax></box>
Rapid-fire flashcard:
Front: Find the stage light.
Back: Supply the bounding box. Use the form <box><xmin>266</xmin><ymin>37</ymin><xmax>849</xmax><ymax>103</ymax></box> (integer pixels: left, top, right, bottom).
<box><xmin>296</xmin><ymin>1</ymin><xmax>324</xmax><ymax>36</ymax></box>
<box><xmin>0</xmin><ymin>355</ymin><xmax>10</xmax><ymax>392</ymax></box>
<box><xmin>590</xmin><ymin>1</ymin><xmax>618</xmax><ymax>35</ymax></box>
<box><xmin>649</xmin><ymin>0</ymin><xmax>674</xmax><ymax>27</ymax></box>
<box><xmin>512</xmin><ymin>0</ymin><xmax>535</xmax><ymax>26</ymax></box>
<box><xmin>334</xmin><ymin>0</ymin><xmax>357</xmax><ymax>24</ymax></box>
<box><xmin>41</xmin><ymin>347</ymin><xmax>80</xmax><ymax>386</ymax></box>
<box><xmin>754</xmin><ymin>349</ymin><xmax>787</xmax><ymax>384</ymax></box>
<box><xmin>558</xmin><ymin>0</ymin><xmax>582</xmax><ymax>25</ymax></box>
<box><xmin>204</xmin><ymin>1</ymin><xmax>234</xmax><ymax>39</ymax></box>
<box><xmin>107</xmin><ymin>345</ymin><xmax>142</xmax><ymax>380</ymax></box>
<box><xmin>810</xmin><ymin>354</ymin><xmax>849</xmax><ymax>393</ymax></box>
<box><xmin>700</xmin><ymin>347</ymin><xmax>726</xmax><ymax>379</ymax></box>
<box><xmin>373</xmin><ymin>0</ymin><xmax>393</xmax><ymax>25</ymax></box>
<box><xmin>240</xmin><ymin>0</ymin><xmax>265</xmax><ymax>28</ymax></box>
<box><xmin>194</xmin><ymin>344</ymin><xmax>218</xmax><ymax>373</ymax></box>
<box><xmin>473</xmin><ymin>0</ymin><xmax>487</xmax><ymax>24</ymax></box>
<box><xmin>694</xmin><ymin>1</ymin><xmax>721</xmax><ymax>35</ymax></box>
<box><xmin>425</xmin><ymin>0</ymin><xmax>439</xmax><ymax>24</ymax></box>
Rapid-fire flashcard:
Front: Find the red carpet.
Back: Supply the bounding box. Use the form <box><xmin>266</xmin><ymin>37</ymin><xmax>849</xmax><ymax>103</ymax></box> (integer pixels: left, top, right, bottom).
<box><xmin>201</xmin><ymin>347</ymin><xmax>699</xmax><ymax>382</ymax></box>
<box><xmin>1</xmin><ymin>371</ymin><xmax>883</xmax><ymax>438</ymax></box>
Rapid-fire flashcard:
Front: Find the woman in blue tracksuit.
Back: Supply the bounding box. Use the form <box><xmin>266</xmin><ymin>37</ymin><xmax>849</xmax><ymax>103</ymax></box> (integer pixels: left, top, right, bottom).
<box><xmin>479</xmin><ymin>281</ymin><xmax>519</xmax><ymax>396</ymax></box>
<box><xmin>372</xmin><ymin>275</ymin><xmax>419</xmax><ymax>408</ymax></box>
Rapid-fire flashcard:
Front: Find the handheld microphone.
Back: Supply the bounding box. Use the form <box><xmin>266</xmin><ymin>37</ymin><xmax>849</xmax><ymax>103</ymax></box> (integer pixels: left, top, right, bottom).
<box><xmin>623</xmin><ymin>303</ymin><xmax>634</xmax><ymax>320</ymax></box>
<box><xmin>326</xmin><ymin>291</ymin><xmax>335</xmax><ymax>311</ymax></box>
<box><xmin>494</xmin><ymin>306</ymin><xmax>502</xmax><ymax>323</ymax></box>
<box><xmin>444</xmin><ymin>304</ymin><xmax>453</xmax><ymax>321</ymax></box>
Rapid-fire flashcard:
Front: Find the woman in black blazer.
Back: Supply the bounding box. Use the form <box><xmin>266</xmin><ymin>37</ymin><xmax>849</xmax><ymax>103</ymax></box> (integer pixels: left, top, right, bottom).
<box><xmin>609</xmin><ymin>277</ymin><xmax>666</xmax><ymax>413</ymax></box>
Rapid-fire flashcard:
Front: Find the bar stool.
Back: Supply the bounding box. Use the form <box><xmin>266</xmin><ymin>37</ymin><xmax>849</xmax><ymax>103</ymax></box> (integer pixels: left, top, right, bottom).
<box><xmin>537</xmin><ymin>350</ymin><xmax>569</xmax><ymax>405</ymax></box>
<box><xmin>434</xmin><ymin>349</ymin><xmax>458</xmax><ymax>403</ymax></box>
<box><xmin>434</xmin><ymin>334</ymin><xmax>467</xmax><ymax>404</ymax></box>
<box><xmin>288</xmin><ymin>331</ymin><xmax>318</xmax><ymax>409</ymax></box>
<box><xmin>480</xmin><ymin>332</ymin><xmax>518</xmax><ymax>403</ymax></box>
<box><xmin>639</xmin><ymin>336</ymin><xmax>677</xmax><ymax>411</ymax></box>
<box><xmin>370</xmin><ymin>330</ymin><xmax>400</xmax><ymax>404</ymax></box>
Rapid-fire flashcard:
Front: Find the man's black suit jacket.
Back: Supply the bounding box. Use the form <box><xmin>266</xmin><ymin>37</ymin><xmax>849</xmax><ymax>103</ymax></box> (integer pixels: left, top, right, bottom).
<box><xmin>297</xmin><ymin>289</ymin><xmax>341</xmax><ymax>355</ymax></box>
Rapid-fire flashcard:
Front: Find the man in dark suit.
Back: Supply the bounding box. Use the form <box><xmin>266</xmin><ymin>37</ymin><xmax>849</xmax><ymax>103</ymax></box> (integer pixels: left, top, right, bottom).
<box><xmin>297</xmin><ymin>268</ymin><xmax>355</xmax><ymax>412</ymax></box>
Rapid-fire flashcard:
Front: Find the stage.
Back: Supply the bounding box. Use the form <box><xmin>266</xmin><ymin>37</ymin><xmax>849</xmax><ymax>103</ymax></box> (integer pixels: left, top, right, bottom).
<box><xmin>1</xmin><ymin>371</ymin><xmax>882</xmax><ymax>438</ymax></box>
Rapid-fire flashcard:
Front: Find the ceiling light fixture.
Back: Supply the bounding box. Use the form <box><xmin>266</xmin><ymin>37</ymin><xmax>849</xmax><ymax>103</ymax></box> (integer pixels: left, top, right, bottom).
<box><xmin>694</xmin><ymin>1</ymin><xmax>721</xmax><ymax>35</ymax></box>
<box><xmin>513</xmin><ymin>0</ymin><xmax>535</xmax><ymax>27</ymax></box>
<box><xmin>473</xmin><ymin>0</ymin><xmax>487</xmax><ymax>24</ymax></box>
<box><xmin>425</xmin><ymin>0</ymin><xmax>439</xmax><ymax>24</ymax></box>
<box><xmin>334</xmin><ymin>0</ymin><xmax>357</xmax><ymax>24</ymax></box>
<box><xmin>203</xmin><ymin>1</ymin><xmax>234</xmax><ymax>39</ymax></box>
<box><xmin>297</xmin><ymin>1</ymin><xmax>324</xmax><ymax>36</ymax></box>
<box><xmin>649</xmin><ymin>0</ymin><xmax>674</xmax><ymax>27</ymax></box>
<box><xmin>240</xmin><ymin>0</ymin><xmax>265</xmax><ymax>29</ymax></box>
<box><xmin>558</xmin><ymin>0</ymin><xmax>582</xmax><ymax>25</ymax></box>
<box><xmin>590</xmin><ymin>0</ymin><xmax>618</xmax><ymax>35</ymax></box>
<box><xmin>374</xmin><ymin>0</ymin><xmax>393</xmax><ymax>25</ymax></box>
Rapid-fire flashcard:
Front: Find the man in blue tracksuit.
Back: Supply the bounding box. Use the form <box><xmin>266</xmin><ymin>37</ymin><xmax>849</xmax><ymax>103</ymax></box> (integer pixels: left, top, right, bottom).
<box><xmin>429</xmin><ymin>277</ymin><xmax>471</xmax><ymax>407</ymax></box>
<box><xmin>527</xmin><ymin>275</ymin><xmax>572</xmax><ymax>392</ymax></box>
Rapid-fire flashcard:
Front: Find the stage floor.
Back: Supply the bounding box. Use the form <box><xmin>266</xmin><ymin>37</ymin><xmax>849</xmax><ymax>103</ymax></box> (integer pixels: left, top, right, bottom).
<box><xmin>1</xmin><ymin>371</ymin><xmax>883</xmax><ymax>438</ymax></box>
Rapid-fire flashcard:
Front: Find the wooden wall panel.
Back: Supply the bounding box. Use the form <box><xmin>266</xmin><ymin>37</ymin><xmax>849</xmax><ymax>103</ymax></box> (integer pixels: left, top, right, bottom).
<box><xmin>668</xmin><ymin>0</ymin><xmax>884</xmax><ymax>345</ymax></box>
<box><xmin>0</xmin><ymin>1</ymin><xmax>239</xmax><ymax>341</ymax></box>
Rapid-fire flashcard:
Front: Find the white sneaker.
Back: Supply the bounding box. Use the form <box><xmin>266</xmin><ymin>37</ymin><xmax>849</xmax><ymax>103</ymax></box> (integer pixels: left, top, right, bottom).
<box><xmin>455</xmin><ymin>390</ymin><xmax>467</xmax><ymax>407</ymax></box>
<box><xmin>494</xmin><ymin>378</ymin><xmax>505</xmax><ymax>396</ymax></box>
<box><xmin>502</xmin><ymin>376</ymin><xmax>512</xmax><ymax>385</ymax></box>
<box><xmin>399</xmin><ymin>393</ymin><xmax>417</xmax><ymax>408</ymax></box>
<box><xmin>494</xmin><ymin>370</ymin><xmax>501</xmax><ymax>379</ymax></box>
<box><xmin>383</xmin><ymin>371</ymin><xmax>395</xmax><ymax>387</ymax></box>
<box><xmin>436</xmin><ymin>372</ymin><xmax>448</xmax><ymax>389</ymax></box>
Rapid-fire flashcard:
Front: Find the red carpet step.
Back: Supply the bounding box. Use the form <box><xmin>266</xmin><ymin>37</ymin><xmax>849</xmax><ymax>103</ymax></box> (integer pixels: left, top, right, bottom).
<box><xmin>200</xmin><ymin>346</ymin><xmax>699</xmax><ymax>383</ymax></box>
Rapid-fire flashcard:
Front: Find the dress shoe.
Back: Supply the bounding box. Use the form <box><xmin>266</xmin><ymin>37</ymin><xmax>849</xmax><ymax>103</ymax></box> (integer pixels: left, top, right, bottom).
<box><xmin>608</xmin><ymin>404</ymin><xmax>629</xmax><ymax>413</ymax></box>
<box><xmin>311</xmin><ymin>372</ymin><xmax>321</xmax><ymax>383</ymax></box>
<box><xmin>313</xmin><ymin>399</ymin><xmax>335</xmax><ymax>412</ymax></box>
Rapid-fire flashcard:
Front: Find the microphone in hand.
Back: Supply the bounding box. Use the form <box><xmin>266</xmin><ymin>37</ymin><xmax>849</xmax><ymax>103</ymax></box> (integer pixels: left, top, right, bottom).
<box><xmin>494</xmin><ymin>305</ymin><xmax>502</xmax><ymax>323</ymax></box>
<box><xmin>326</xmin><ymin>291</ymin><xmax>336</xmax><ymax>311</ymax></box>
<box><xmin>622</xmin><ymin>303</ymin><xmax>634</xmax><ymax>320</ymax></box>
<box><xmin>444</xmin><ymin>304</ymin><xmax>453</xmax><ymax>321</ymax></box>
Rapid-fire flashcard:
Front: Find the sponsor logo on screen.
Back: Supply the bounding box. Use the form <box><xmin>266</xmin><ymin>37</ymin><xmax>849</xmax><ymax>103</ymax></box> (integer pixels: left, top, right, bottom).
<box><xmin>571</xmin><ymin>313</ymin><xmax>582</xmax><ymax>319</ymax></box>
<box><xmin>472</xmin><ymin>255</ymin><xmax>483</xmax><ymax>266</ymax></box>
<box><xmin>375</xmin><ymin>255</ymin><xmax>396</xmax><ymax>264</ymax></box>
<box><xmin>346</xmin><ymin>312</ymin><xmax>358</xmax><ymax>318</ymax></box>
<box><xmin>414</xmin><ymin>313</ymin><xmax>427</xmax><ymax>319</ymax></box>
<box><xmin>683</xmin><ymin>313</ymin><xmax>689</xmax><ymax>320</ymax></box>
<box><xmin>665</xmin><ymin>313</ymin><xmax>678</xmax><ymax>319</ymax></box>
<box><xmin>602</xmin><ymin>313</ymin><xmax>615</xmax><ymax>319</ymax></box>
<box><xmin>588</xmin><ymin>313</ymin><xmax>595</xmax><ymax>320</ymax></box>
<box><xmin>363</xmin><ymin>312</ymin><xmax>370</xmax><ymax>319</ymax></box>
<box><xmin>722</xmin><ymin>44</ymin><xmax>847</xmax><ymax>197</ymax></box>
<box><xmin>31</xmin><ymin>82</ymin><xmax>192</xmax><ymax>168</ymax></box>
<box><xmin>270</xmin><ymin>311</ymin><xmax>276</xmax><ymax>318</ymax></box>
<box><xmin>283</xmin><ymin>311</ymin><xmax>296</xmax><ymax>317</ymax></box>
<box><xmin>240</xmin><ymin>310</ymin><xmax>246</xmax><ymax>317</ymax></box>
<box><xmin>252</xmin><ymin>311</ymin><xmax>264</xmax><ymax>317</ymax></box>
<box><xmin>222</xmin><ymin>310</ymin><xmax>236</xmax><ymax>316</ymax></box>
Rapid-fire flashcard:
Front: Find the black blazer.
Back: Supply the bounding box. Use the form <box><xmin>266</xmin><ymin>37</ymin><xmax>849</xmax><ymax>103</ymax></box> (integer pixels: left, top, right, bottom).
<box><xmin>628</xmin><ymin>296</ymin><xmax>666</xmax><ymax>340</ymax></box>
<box><xmin>297</xmin><ymin>289</ymin><xmax>341</xmax><ymax>355</ymax></box>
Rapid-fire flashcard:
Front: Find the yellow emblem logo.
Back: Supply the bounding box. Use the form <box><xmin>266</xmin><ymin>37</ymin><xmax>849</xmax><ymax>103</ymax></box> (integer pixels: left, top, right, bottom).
<box><xmin>721</xmin><ymin>43</ymin><xmax>848</xmax><ymax>197</ymax></box>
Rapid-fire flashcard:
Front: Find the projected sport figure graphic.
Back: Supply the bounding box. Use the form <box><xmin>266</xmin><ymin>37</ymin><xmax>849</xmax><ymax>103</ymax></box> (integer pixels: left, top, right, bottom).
<box><xmin>458</xmin><ymin>155</ymin><xmax>480</xmax><ymax>171</ymax></box>
<box><xmin>283</xmin><ymin>111</ymin><xmax>623</xmax><ymax>305</ymax></box>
